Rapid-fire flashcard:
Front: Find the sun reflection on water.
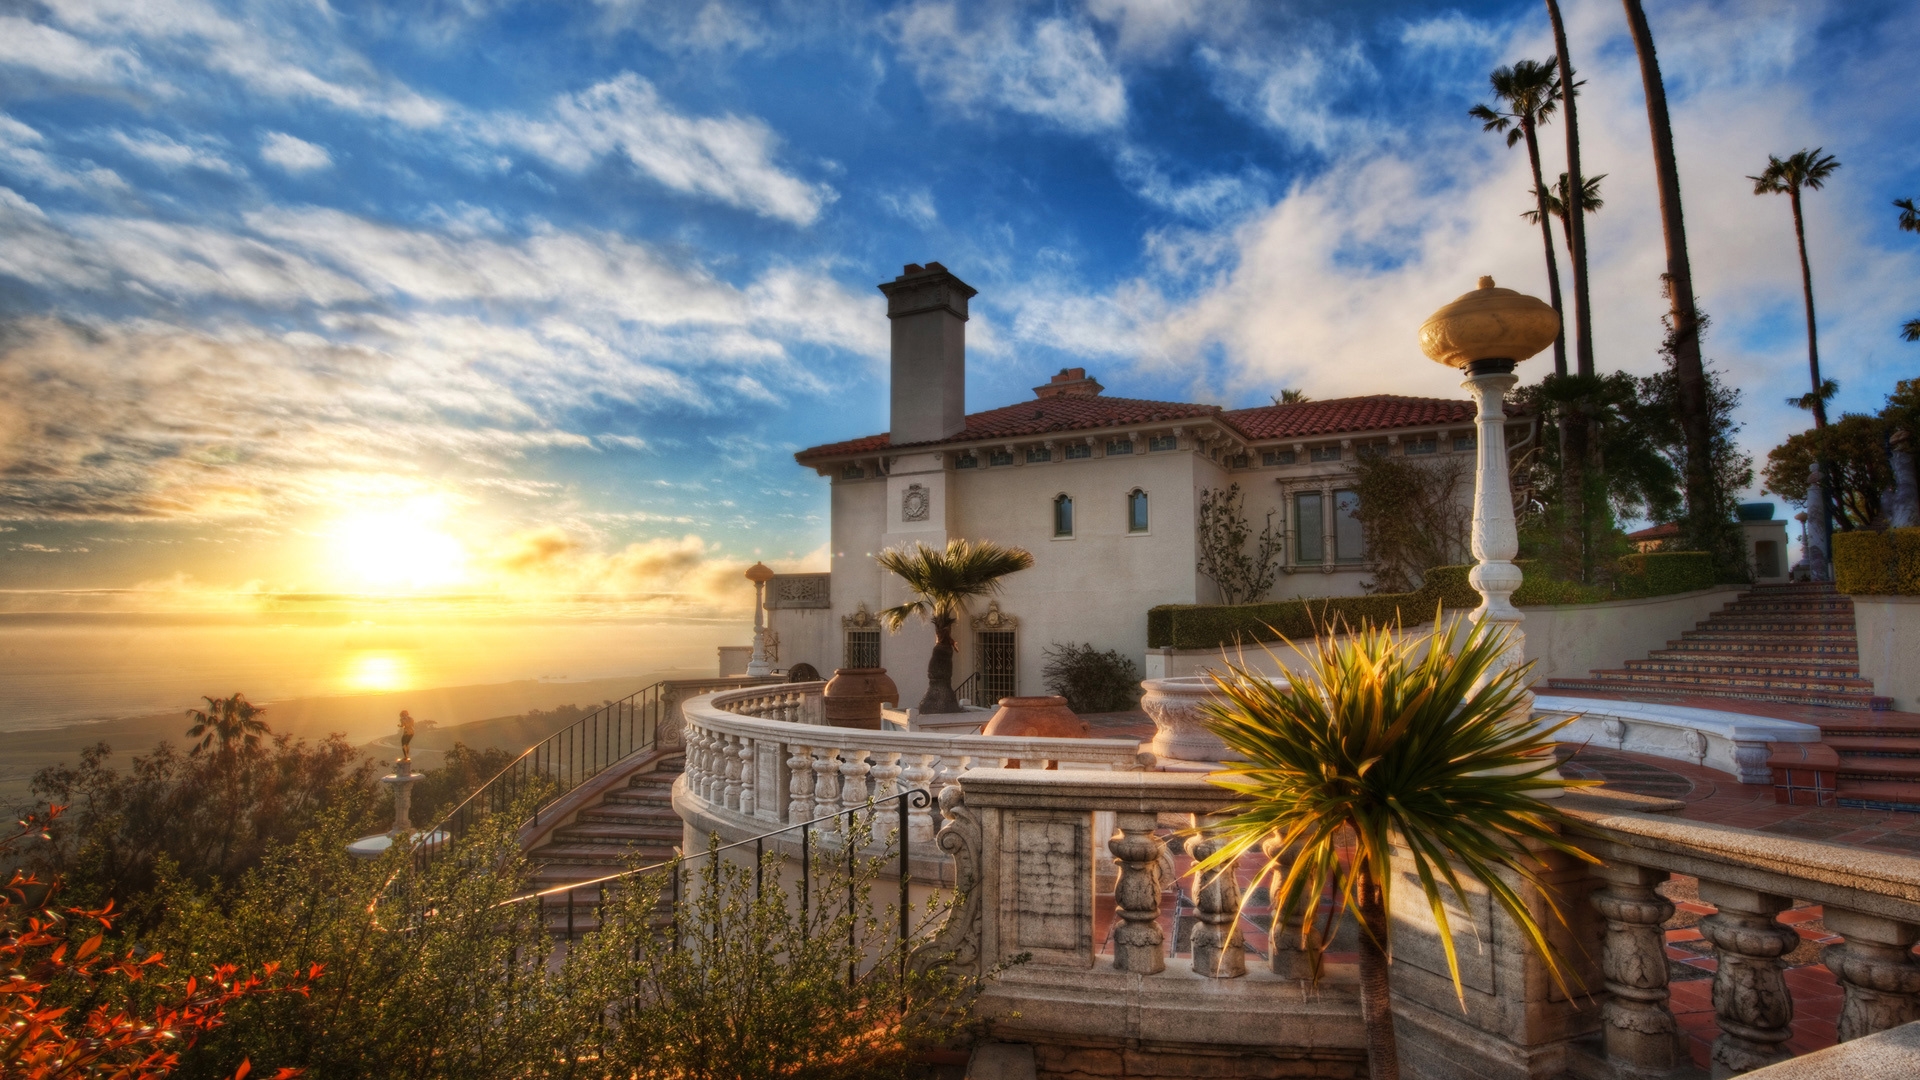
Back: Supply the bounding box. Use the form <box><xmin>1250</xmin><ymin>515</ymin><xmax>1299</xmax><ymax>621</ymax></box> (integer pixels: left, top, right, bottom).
<box><xmin>344</xmin><ymin>653</ymin><xmax>412</xmax><ymax>693</ymax></box>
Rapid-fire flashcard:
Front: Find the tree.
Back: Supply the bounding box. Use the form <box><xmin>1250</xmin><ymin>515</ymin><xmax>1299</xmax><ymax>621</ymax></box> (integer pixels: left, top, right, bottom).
<box><xmin>1272</xmin><ymin>389</ymin><xmax>1310</xmax><ymax>404</ymax></box>
<box><xmin>1620</xmin><ymin>0</ymin><xmax>1719</xmax><ymax>565</ymax></box>
<box><xmin>1196</xmin><ymin>484</ymin><xmax>1282</xmax><ymax>605</ymax></box>
<box><xmin>1763</xmin><ymin>416</ymin><xmax>1891</xmax><ymax>530</ymax></box>
<box><xmin>876</xmin><ymin>538</ymin><xmax>1034</xmax><ymax>714</ymax></box>
<box><xmin>1041</xmin><ymin>642</ymin><xmax>1141</xmax><ymax>713</ymax></box>
<box><xmin>1750</xmin><ymin>149</ymin><xmax>1843</xmax><ymax>427</ymax></box>
<box><xmin>1345</xmin><ymin>454</ymin><xmax>1470</xmax><ymax>594</ymax></box>
<box><xmin>1542</xmin><ymin>1</ymin><xmax>1593</xmax><ymax>381</ymax></box>
<box><xmin>185</xmin><ymin>694</ymin><xmax>270</xmax><ymax>758</ymax></box>
<box><xmin>1471</xmin><ymin>58</ymin><xmax>1567</xmax><ymax>378</ymax></box>
<box><xmin>1191</xmin><ymin>616</ymin><xmax>1593</xmax><ymax>1080</ymax></box>
<box><xmin>1524</xmin><ymin>171</ymin><xmax>1606</xmax><ymax>254</ymax></box>
<box><xmin>1897</xmin><ymin>197</ymin><xmax>1918</xmax><ymax>342</ymax></box>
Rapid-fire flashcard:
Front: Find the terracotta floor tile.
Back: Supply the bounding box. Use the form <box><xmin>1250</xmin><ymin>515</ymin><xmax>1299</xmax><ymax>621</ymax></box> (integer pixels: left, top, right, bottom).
<box><xmin>1667</xmin><ymin>927</ymin><xmax>1705</xmax><ymax>942</ymax></box>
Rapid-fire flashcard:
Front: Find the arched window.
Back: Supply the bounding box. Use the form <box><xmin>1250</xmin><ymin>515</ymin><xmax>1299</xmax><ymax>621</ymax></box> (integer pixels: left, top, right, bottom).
<box><xmin>1127</xmin><ymin>489</ymin><xmax>1149</xmax><ymax>533</ymax></box>
<box><xmin>1053</xmin><ymin>493</ymin><xmax>1074</xmax><ymax>537</ymax></box>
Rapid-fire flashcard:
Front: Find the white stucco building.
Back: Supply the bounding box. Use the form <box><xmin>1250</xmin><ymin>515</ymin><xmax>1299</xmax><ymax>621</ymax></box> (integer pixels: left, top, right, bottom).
<box><xmin>765</xmin><ymin>262</ymin><xmax>1523</xmax><ymax>709</ymax></box>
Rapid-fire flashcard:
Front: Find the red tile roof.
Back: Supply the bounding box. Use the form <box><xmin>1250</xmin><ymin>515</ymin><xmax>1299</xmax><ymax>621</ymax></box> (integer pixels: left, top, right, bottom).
<box><xmin>1627</xmin><ymin>521</ymin><xmax>1683</xmax><ymax>541</ymax></box>
<box><xmin>795</xmin><ymin>392</ymin><xmax>1497</xmax><ymax>462</ymax></box>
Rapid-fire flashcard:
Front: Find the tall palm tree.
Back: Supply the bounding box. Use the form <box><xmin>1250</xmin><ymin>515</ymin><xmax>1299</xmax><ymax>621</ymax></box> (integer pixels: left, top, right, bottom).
<box><xmin>1192</xmin><ymin>616</ymin><xmax>1593</xmax><ymax>1080</ymax></box>
<box><xmin>1751</xmin><ymin>148</ymin><xmax>1842</xmax><ymax>428</ymax></box>
<box><xmin>1273</xmin><ymin>389</ymin><xmax>1310</xmax><ymax>404</ymax></box>
<box><xmin>185</xmin><ymin>692</ymin><xmax>270</xmax><ymax>757</ymax></box>
<box><xmin>1621</xmin><ymin>0</ymin><xmax>1718</xmax><ymax>561</ymax></box>
<box><xmin>1897</xmin><ymin>197</ymin><xmax>1918</xmax><ymax>342</ymax></box>
<box><xmin>1472</xmin><ymin>59</ymin><xmax>1568</xmax><ymax>378</ymax></box>
<box><xmin>1542</xmin><ymin>1</ymin><xmax>1592</xmax><ymax>381</ymax></box>
<box><xmin>877</xmin><ymin>538</ymin><xmax>1034</xmax><ymax>714</ymax></box>
<box><xmin>1524</xmin><ymin>171</ymin><xmax>1605</xmax><ymax>254</ymax></box>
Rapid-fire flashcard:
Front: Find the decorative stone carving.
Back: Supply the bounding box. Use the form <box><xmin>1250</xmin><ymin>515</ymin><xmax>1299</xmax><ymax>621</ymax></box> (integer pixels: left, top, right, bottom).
<box><xmin>1820</xmin><ymin>908</ymin><xmax>1920</xmax><ymax>1043</ymax></box>
<box><xmin>1140</xmin><ymin>676</ymin><xmax>1232</xmax><ymax>763</ymax></box>
<box><xmin>1189</xmin><ymin>817</ymin><xmax>1247</xmax><ymax>978</ymax></box>
<box><xmin>1602</xmin><ymin>718</ymin><xmax>1628</xmax><ymax>749</ymax></box>
<box><xmin>786</xmin><ymin>743</ymin><xmax>814</xmax><ymax>824</ymax></box>
<box><xmin>1697</xmin><ymin>882</ymin><xmax>1799</xmax><ymax>1076</ymax></box>
<box><xmin>1109</xmin><ymin>812</ymin><xmax>1168</xmax><ymax>974</ymax></box>
<box><xmin>972</xmin><ymin>600</ymin><xmax>1017</xmax><ymax>631</ymax></box>
<box><xmin>1592</xmin><ymin>864</ymin><xmax>1682</xmax><ymax>1072</ymax></box>
<box><xmin>910</xmin><ymin>784</ymin><xmax>984</xmax><ymax>976</ymax></box>
<box><xmin>1686</xmin><ymin>729</ymin><xmax>1709</xmax><ymax>766</ymax></box>
<box><xmin>1262</xmin><ymin>837</ymin><xmax>1322</xmax><ymax>980</ymax></box>
<box><xmin>767</xmin><ymin>573</ymin><xmax>831</xmax><ymax>609</ymax></box>
<box><xmin>902</xmin><ymin>483</ymin><xmax>930</xmax><ymax>522</ymax></box>
<box><xmin>843</xmin><ymin>602</ymin><xmax>878</xmax><ymax>629</ymax></box>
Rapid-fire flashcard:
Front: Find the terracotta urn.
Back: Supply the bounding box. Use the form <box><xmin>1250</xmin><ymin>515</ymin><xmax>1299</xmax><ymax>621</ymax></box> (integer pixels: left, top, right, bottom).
<box><xmin>981</xmin><ymin>696</ymin><xmax>1089</xmax><ymax>739</ymax></box>
<box><xmin>822</xmin><ymin>667</ymin><xmax>897</xmax><ymax>730</ymax></box>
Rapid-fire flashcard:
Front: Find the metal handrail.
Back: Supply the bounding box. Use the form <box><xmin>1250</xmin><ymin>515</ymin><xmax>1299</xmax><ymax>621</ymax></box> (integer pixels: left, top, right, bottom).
<box><xmin>954</xmin><ymin>671</ymin><xmax>981</xmax><ymax>706</ymax></box>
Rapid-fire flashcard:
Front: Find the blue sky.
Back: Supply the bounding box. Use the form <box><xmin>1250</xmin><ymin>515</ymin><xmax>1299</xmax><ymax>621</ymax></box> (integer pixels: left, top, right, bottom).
<box><xmin>0</xmin><ymin>0</ymin><xmax>1915</xmax><ymax>618</ymax></box>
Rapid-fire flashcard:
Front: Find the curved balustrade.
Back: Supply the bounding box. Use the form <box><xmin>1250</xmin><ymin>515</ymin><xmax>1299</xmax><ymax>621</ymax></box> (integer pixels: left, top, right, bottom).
<box><xmin>682</xmin><ymin>682</ymin><xmax>1152</xmax><ymax>850</ymax></box>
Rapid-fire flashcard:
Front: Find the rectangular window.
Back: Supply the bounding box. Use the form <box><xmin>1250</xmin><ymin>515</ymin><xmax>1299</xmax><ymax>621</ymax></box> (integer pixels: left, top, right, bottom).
<box><xmin>1357</xmin><ymin>442</ymin><xmax>1388</xmax><ymax>460</ymax></box>
<box><xmin>844</xmin><ymin>628</ymin><xmax>880</xmax><ymax>669</ymax></box>
<box><xmin>989</xmin><ymin>449</ymin><xmax>1014</xmax><ymax>467</ymax></box>
<box><xmin>955</xmin><ymin>452</ymin><xmax>978</xmax><ymax>469</ymax></box>
<box><xmin>1106</xmin><ymin>438</ymin><xmax>1134</xmax><ymax>455</ymax></box>
<box><xmin>1053</xmin><ymin>495</ymin><xmax>1074</xmax><ymax>537</ymax></box>
<box><xmin>1147</xmin><ymin>435</ymin><xmax>1178</xmax><ymax>452</ymax></box>
<box><xmin>1027</xmin><ymin>446</ymin><xmax>1053</xmax><ymax>464</ymax></box>
<box><xmin>1294</xmin><ymin>492</ymin><xmax>1324</xmax><ymax>564</ymax></box>
<box><xmin>1230</xmin><ymin>453</ymin><xmax>1250</xmax><ymax>468</ymax></box>
<box><xmin>1262</xmin><ymin>449</ymin><xmax>1297</xmax><ymax>466</ymax></box>
<box><xmin>976</xmin><ymin>630</ymin><xmax>1017</xmax><ymax>705</ymax></box>
<box><xmin>1064</xmin><ymin>443</ymin><xmax>1092</xmax><ymax>460</ymax></box>
<box><xmin>1453</xmin><ymin>434</ymin><xmax>1477</xmax><ymax>452</ymax></box>
<box><xmin>1310</xmin><ymin>445</ymin><xmax>1341</xmax><ymax>462</ymax></box>
<box><xmin>841</xmin><ymin>464</ymin><xmax>864</xmax><ymax>479</ymax></box>
<box><xmin>1404</xmin><ymin>438</ymin><xmax>1437</xmax><ymax>455</ymax></box>
<box><xmin>1334</xmin><ymin>489</ymin><xmax>1365</xmax><ymax>563</ymax></box>
<box><xmin>1128</xmin><ymin>489</ymin><xmax>1149</xmax><ymax>533</ymax></box>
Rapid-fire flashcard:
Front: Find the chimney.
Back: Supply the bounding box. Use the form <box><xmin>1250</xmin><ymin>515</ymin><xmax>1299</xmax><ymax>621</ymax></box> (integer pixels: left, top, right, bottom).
<box><xmin>1033</xmin><ymin>367</ymin><xmax>1104</xmax><ymax>399</ymax></box>
<box><xmin>878</xmin><ymin>261</ymin><xmax>975</xmax><ymax>446</ymax></box>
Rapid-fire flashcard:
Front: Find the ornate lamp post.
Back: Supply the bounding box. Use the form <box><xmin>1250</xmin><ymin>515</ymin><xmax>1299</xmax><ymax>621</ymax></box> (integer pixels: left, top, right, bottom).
<box><xmin>1419</xmin><ymin>276</ymin><xmax>1561</xmax><ymax>773</ymax></box>
<box><xmin>745</xmin><ymin>561</ymin><xmax>775</xmax><ymax>677</ymax></box>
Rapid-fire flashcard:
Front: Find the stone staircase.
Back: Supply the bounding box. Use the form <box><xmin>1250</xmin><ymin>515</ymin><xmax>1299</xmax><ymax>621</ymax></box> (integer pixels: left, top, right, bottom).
<box><xmin>1813</xmin><ymin>716</ymin><xmax>1920</xmax><ymax>810</ymax></box>
<box><xmin>526</xmin><ymin>757</ymin><xmax>683</xmax><ymax>936</ymax></box>
<box><xmin>1546</xmin><ymin>582</ymin><xmax>1891</xmax><ymax>711</ymax></box>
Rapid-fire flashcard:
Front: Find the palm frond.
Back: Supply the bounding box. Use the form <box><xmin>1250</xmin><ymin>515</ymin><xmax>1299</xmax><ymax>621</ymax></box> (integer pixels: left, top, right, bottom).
<box><xmin>1898</xmin><ymin>197</ymin><xmax>1920</xmax><ymax>234</ymax></box>
<box><xmin>1188</xmin><ymin>611</ymin><xmax>1597</xmax><ymax>1003</ymax></box>
<box><xmin>1904</xmin><ymin>318</ymin><xmax>1920</xmax><ymax>343</ymax></box>
<box><xmin>874</xmin><ymin>539</ymin><xmax>1034</xmax><ymax>623</ymax></box>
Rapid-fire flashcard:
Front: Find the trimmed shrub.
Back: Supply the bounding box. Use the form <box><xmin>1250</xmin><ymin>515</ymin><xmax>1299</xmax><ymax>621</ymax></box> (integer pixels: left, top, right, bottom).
<box><xmin>1836</xmin><ymin>528</ymin><xmax>1920</xmax><ymax>595</ymax></box>
<box><xmin>1041</xmin><ymin>642</ymin><xmax>1142</xmax><ymax>712</ymax></box>
<box><xmin>1616</xmin><ymin>551</ymin><xmax>1721</xmax><ymax>597</ymax></box>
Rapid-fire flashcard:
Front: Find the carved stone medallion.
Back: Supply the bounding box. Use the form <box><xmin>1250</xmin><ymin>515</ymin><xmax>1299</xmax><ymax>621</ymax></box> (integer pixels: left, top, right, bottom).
<box><xmin>902</xmin><ymin>483</ymin><xmax>930</xmax><ymax>522</ymax></box>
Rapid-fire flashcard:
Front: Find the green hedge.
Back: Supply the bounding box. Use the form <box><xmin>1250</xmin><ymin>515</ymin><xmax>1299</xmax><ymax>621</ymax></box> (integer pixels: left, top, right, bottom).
<box><xmin>1836</xmin><ymin>528</ymin><xmax>1920</xmax><ymax>595</ymax></box>
<box><xmin>1150</xmin><ymin>551</ymin><xmax>1722</xmax><ymax>649</ymax></box>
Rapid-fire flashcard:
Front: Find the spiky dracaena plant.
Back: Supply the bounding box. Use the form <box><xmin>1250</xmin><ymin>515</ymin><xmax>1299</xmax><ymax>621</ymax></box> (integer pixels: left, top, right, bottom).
<box><xmin>1189</xmin><ymin>613</ymin><xmax>1596</xmax><ymax>1080</ymax></box>
<box><xmin>877</xmin><ymin>539</ymin><xmax>1034</xmax><ymax>714</ymax></box>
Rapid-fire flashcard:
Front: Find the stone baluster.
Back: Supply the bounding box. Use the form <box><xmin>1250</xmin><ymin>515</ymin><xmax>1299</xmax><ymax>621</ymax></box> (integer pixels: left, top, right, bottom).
<box><xmin>1260</xmin><ymin>837</ymin><xmax>1321</xmax><ymax>980</ymax></box>
<box><xmin>736</xmin><ymin>736</ymin><xmax>756</xmax><ymax>816</ymax></box>
<box><xmin>868</xmin><ymin>751</ymin><xmax>902</xmax><ymax>847</ymax></box>
<box><xmin>1821</xmin><ymin>909</ymin><xmax>1920</xmax><ymax>1042</ymax></box>
<box><xmin>721</xmin><ymin>733</ymin><xmax>742</xmax><ymax>808</ymax></box>
<box><xmin>811</xmin><ymin>747</ymin><xmax>842</xmax><ymax>824</ymax></box>
<box><xmin>702</xmin><ymin>731</ymin><xmax>724</xmax><ymax>803</ymax></box>
<box><xmin>1698</xmin><ymin>882</ymin><xmax>1799</xmax><ymax>1075</ymax></box>
<box><xmin>1189</xmin><ymin>815</ymin><xmax>1246</xmax><ymax>978</ymax></box>
<box><xmin>934</xmin><ymin>755</ymin><xmax>969</xmax><ymax>801</ymax></box>
<box><xmin>902</xmin><ymin>754</ymin><xmax>939</xmax><ymax>844</ymax></box>
<box><xmin>685</xmin><ymin>726</ymin><xmax>707</xmax><ymax>796</ymax></box>
<box><xmin>1592</xmin><ymin>864</ymin><xmax>1682</xmax><ymax>1072</ymax></box>
<box><xmin>786</xmin><ymin>743</ymin><xmax>814</xmax><ymax>824</ymax></box>
<box><xmin>840</xmin><ymin>749</ymin><xmax>874</xmax><ymax>842</ymax></box>
<box><xmin>1110</xmin><ymin>812</ymin><xmax>1167</xmax><ymax>974</ymax></box>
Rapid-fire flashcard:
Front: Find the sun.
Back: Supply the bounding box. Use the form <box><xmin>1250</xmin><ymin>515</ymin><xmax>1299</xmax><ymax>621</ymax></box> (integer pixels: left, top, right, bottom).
<box><xmin>344</xmin><ymin>652</ymin><xmax>412</xmax><ymax>693</ymax></box>
<box><xmin>328</xmin><ymin>501</ymin><xmax>469</xmax><ymax>592</ymax></box>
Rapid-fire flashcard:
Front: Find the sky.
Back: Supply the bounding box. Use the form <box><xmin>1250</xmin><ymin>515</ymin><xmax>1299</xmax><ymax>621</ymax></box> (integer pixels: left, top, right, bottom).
<box><xmin>1</xmin><ymin>0</ymin><xmax>1916</xmax><ymax>624</ymax></box>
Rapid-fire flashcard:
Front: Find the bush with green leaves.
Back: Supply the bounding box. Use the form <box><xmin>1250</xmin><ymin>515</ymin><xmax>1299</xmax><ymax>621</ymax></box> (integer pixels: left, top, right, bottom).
<box><xmin>1041</xmin><ymin>642</ymin><xmax>1141</xmax><ymax>712</ymax></box>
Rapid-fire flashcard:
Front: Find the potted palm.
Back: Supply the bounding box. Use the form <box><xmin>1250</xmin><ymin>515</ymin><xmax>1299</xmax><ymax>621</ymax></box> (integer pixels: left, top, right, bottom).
<box><xmin>1191</xmin><ymin>614</ymin><xmax>1594</xmax><ymax>1080</ymax></box>
<box><xmin>876</xmin><ymin>538</ymin><xmax>1034</xmax><ymax>714</ymax></box>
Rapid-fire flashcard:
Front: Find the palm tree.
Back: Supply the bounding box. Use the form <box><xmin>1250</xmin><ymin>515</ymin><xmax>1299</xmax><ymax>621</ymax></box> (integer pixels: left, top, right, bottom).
<box><xmin>1272</xmin><ymin>389</ymin><xmax>1310</xmax><ymax>404</ymax></box>
<box><xmin>1621</xmin><ymin>0</ymin><xmax>1718</xmax><ymax>563</ymax></box>
<box><xmin>1897</xmin><ymin>198</ymin><xmax>1918</xmax><ymax>342</ymax></box>
<box><xmin>877</xmin><ymin>538</ymin><xmax>1034</xmax><ymax>713</ymax></box>
<box><xmin>1542</xmin><ymin>1</ymin><xmax>1593</xmax><ymax>380</ymax></box>
<box><xmin>1471</xmin><ymin>58</ymin><xmax>1567</xmax><ymax>378</ymax></box>
<box><xmin>186</xmin><ymin>692</ymin><xmax>270</xmax><ymax>756</ymax></box>
<box><xmin>1191</xmin><ymin>616</ymin><xmax>1593</xmax><ymax>1080</ymax></box>
<box><xmin>1751</xmin><ymin>148</ymin><xmax>1842</xmax><ymax>428</ymax></box>
<box><xmin>1524</xmin><ymin>171</ymin><xmax>1605</xmax><ymax>255</ymax></box>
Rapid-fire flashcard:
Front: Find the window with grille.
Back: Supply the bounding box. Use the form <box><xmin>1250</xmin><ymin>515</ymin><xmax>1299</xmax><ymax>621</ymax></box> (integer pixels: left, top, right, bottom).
<box><xmin>845</xmin><ymin>628</ymin><xmax>881</xmax><ymax>669</ymax></box>
<box><xmin>989</xmin><ymin>449</ymin><xmax>1014</xmax><ymax>466</ymax></box>
<box><xmin>1027</xmin><ymin>446</ymin><xmax>1053</xmax><ymax>464</ymax></box>
<box><xmin>1147</xmin><ymin>435</ymin><xmax>1178</xmax><ymax>452</ymax></box>
<box><xmin>1356</xmin><ymin>442</ymin><xmax>1388</xmax><ymax>460</ymax></box>
<box><xmin>1064</xmin><ymin>443</ymin><xmax>1092</xmax><ymax>459</ymax></box>
<box><xmin>841</xmin><ymin>464</ymin><xmax>864</xmax><ymax>479</ymax></box>
<box><xmin>1310</xmin><ymin>445</ymin><xmax>1341</xmax><ymax>462</ymax></box>
<box><xmin>1404</xmin><ymin>438</ymin><xmax>1437</xmax><ymax>455</ymax></box>
<box><xmin>976</xmin><ymin>630</ymin><xmax>1016</xmax><ymax>705</ymax></box>
<box><xmin>1107</xmin><ymin>438</ymin><xmax>1134</xmax><ymax>455</ymax></box>
<box><xmin>955</xmin><ymin>452</ymin><xmax>978</xmax><ymax>469</ymax></box>
<box><xmin>1230</xmin><ymin>453</ymin><xmax>1250</xmax><ymax>468</ymax></box>
<box><xmin>1262</xmin><ymin>449</ymin><xmax>1296</xmax><ymax>466</ymax></box>
<box><xmin>1454</xmin><ymin>434</ymin><xmax>1476</xmax><ymax>452</ymax></box>
<box><xmin>1334</xmin><ymin>489</ymin><xmax>1365</xmax><ymax>563</ymax></box>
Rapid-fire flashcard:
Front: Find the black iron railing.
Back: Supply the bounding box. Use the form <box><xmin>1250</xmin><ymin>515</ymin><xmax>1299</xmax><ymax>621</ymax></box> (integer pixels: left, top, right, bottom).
<box><xmin>411</xmin><ymin>676</ymin><xmax>774</xmax><ymax>874</ymax></box>
<box><xmin>953</xmin><ymin>671</ymin><xmax>981</xmax><ymax>707</ymax></box>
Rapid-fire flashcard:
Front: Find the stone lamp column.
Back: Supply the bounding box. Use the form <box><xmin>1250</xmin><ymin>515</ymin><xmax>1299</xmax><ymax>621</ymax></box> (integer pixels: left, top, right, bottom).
<box><xmin>745</xmin><ymin>561</ymin><xmax>775</xmax><ymax>677</ymax></box>
<box><xmin>1419</xmin><ymin>276</ymin><xmax>1563</xmax><ymax>792</ymax></box>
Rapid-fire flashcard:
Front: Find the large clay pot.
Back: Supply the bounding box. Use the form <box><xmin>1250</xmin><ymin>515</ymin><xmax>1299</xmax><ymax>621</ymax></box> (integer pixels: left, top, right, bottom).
<box><xmin>1139</xmin><ymin>677</ymin><xmax>1231</xmax><ymax>763</ymax></box>
<box><xmin>981</xmin><ymin>696</ymin><xmax>1089</xmax><ymax>739</ymax></box>
<box><xmin>823</xmin><ymin>667</ymin><xmax>897</xmax><ymax>730</ymax></box>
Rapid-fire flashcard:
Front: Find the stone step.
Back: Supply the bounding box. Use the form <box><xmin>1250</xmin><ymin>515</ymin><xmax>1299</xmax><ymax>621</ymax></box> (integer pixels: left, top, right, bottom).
<box><xmin>533</xmin><ymin>842</ymin><xmax>681</xmax><ymax>865</ymax></box>
<box><xmin>1814</xmin><ymin>716</ymin><xmax>1920</xmax><ymax>738</ymax></box>
<box><xmin>1836</xmin><ymin>755</ymin><xmax>1920</xmax><ymax>782</ymax></box>
<box><xmin>1835</xmin><ymin>780</ymin><xmax>1920</xmax><ymax>812</ymax></box>
<box><xmin>575</xmin><ymin>802</ymin><xmax>681</xmax><ymax>823</ymax></box>
<box><xmin>1723</xmin><ymin>598</ymin><xmax>1855</xmax><ymax>611</ymax></box>
<box><xmin>1623</xmin><ymin>657</ymin><xmax>1862</xmax><ymax>679</ymax></box>
<box><xmin>1663</xmin><ymin>637</ymin><xmax>1859</xmax><ymax>656</ymax></box>
<box><xmin>547</xmin><ymin>822</ymin><xmax>685</xmax><ymax>845</ymax></box>
<box><xmin>1820</xmin><ymin>734</ymin><xmax>1920</xmax><ymax>756</ymax></box>
<box><xmin>1647</xmin><ymin>647</ymin><xmax>1860</xmax><ymax>668</ymax></box>
<box><xmin>1570</xmin><ymin>667</ymin><xmax>1880</xmax><ymax>695</ymax></box>
<box><xmin>1543</xmin><ymin>676</ymin><xmax>1890</xmax><ymax>711</ymax></box>
<box><xmin>1696</xmin><ymin>616</ymin><xmax>1858</xmax><ymax>633</ymax></box>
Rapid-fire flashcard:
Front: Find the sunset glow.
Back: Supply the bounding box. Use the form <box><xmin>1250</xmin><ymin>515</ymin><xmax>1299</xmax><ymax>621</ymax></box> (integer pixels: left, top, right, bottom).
<box><xmin>328</xmin><ymin>504</ymin><xmax>469</xmax><ymax>593</ymax></box>
<box><xmin>343</xmin><ymin>652</ymin><xmax>412</xmax><ymax>694</ymax></box>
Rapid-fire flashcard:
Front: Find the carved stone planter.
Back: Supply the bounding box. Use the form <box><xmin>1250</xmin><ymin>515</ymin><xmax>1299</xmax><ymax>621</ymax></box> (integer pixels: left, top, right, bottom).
<box><xmin>1140</xmin><ymin>676</ymin><xmax>1233</xmax><ymax>764</ymax></box>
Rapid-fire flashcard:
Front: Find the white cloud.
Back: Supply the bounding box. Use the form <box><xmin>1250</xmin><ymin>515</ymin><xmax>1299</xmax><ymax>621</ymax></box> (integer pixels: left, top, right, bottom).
<box><xmin>891</xmin><ymin>3</ymin><xmax>1128</xmax><ymax>135</ymax></box>
<box><xmin>0</xmin><ymin>14</ymin><xmax>146</xmax><ymax>85</ymax></box>
<box><xmin>110</xmin><ymin>128</ymin><xmax>244</xmax><ymax>175</ymax></box>
<box><xmin>1200</xmin><ymin>41</ymin><xmax>1378</xmax><ymax>153</ymax></box>
<box><xmin>0</xmin><ymin>116</ymin><xmax>128</xmax><ymax>193</ymax></box>
<box><xmin>879</xmin><ymin>187</ymin><xmax>939</xmax><ymax>228</ymax></box>
<box><xmin>1113</xmin><ymin>145</ymin><xmax>1269</xmax><ymax>222</ymax></box>
<box><xmin>487</xmin><ymin>73</ymin><xmax>833</xmax><ymax>226</ymax></box>
<box><xmin>259</xmin><ymin>132</ymin><xmax>333</xmax><ymax>173</ymax></box>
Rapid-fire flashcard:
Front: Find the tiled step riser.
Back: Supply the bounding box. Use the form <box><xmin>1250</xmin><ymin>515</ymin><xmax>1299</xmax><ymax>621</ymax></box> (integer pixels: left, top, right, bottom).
<box><xmin>1698</xmin><ymin>619</ymin><xmax>1858</xmax><ymax>634</ymax></box>
<box><xmin>1544</xmin><ymin>679</ymin><xmax>1885</xmax><ymax>711</ymax></box>
<box><xmin>1664</xmin><ymin>641</ymin><xmax>1858</xmax><ymax>656</ymax></box>
<box><xmin>1625</xmin><ymin>660</ymin><xmax>1862</xmax><ymax>678</ymax></box>
<box><xmin>1579</xmin><ymin>671</ymin><xmax>1878</xmax><ymax>695</ymax></box>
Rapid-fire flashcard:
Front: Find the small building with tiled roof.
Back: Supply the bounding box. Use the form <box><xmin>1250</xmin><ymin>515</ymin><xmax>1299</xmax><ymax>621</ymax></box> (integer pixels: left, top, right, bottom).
<box><xmin>766</xmin><ymin>263</ymin><xmax>1533</xmax><ymax>710</ymax></box>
